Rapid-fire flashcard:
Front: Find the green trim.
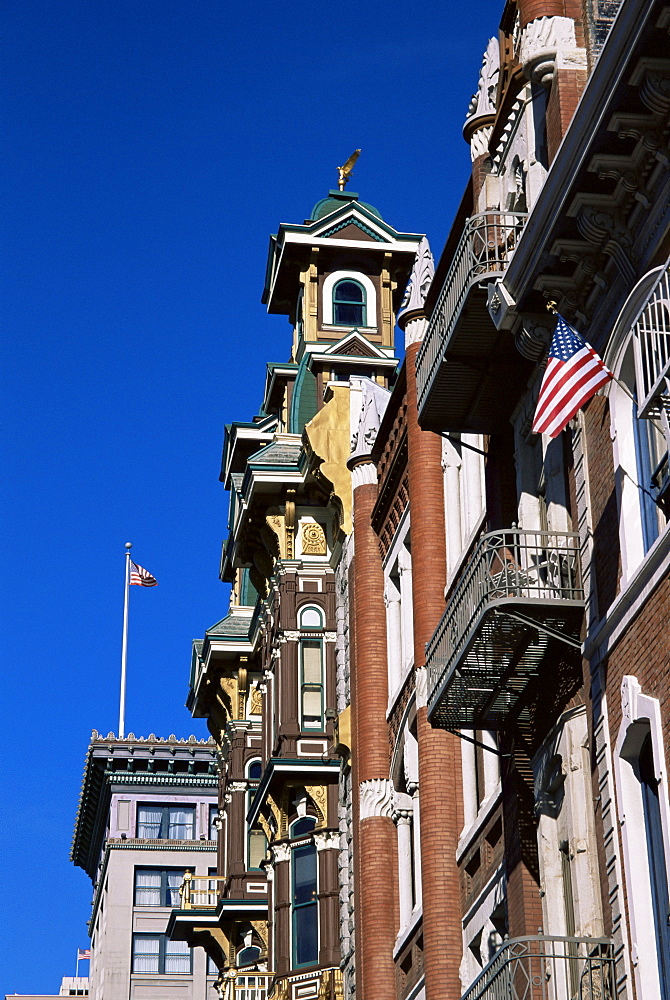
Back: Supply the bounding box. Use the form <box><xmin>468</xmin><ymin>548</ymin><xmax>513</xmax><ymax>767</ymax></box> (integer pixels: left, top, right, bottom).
<box><xmin>320</xmin><ymin>217</ymin><xmax>385</xmax><ymax>242</ymax></box>
<box><xmin>289</xmin><ymin>357</ymin><xmax>318</xmax><ymax>434</ymax></box>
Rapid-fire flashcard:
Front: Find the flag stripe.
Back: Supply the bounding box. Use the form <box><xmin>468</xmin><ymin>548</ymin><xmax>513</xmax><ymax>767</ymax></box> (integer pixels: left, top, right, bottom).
<box><xmin>129</xmin><ymin>561</ymin><xmax>158</xmax><ymax>587</ymax></box>
<box><xmin>542</xmin><ymin>368</ymin><xmax>612</xmax><ymax>437</ymax></box>
<box><xmin>531</xmin><ymin>316</ymin><xmax>612</xmax><ymax>439</ymax></box>
<box><xmin>534</xmin><ymin>354</ymin><xmax>606</xmax><ymax>431</ymax></box>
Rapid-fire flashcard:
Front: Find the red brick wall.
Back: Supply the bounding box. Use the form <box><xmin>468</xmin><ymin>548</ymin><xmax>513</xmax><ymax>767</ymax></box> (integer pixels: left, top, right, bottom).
<box><xmin>547</xmin><ymin>68</ymin><xmax>588</xmax><ymax>163</ymax></box>
<box><xmin>406</xmin><ymin>342</ymin><xmax>464</xmax><ymax>1000</ymax></box>
<box><xmin>351</xmin><ymin>474</ymin><xmax>398</xmax><ymax>998</ymax></box>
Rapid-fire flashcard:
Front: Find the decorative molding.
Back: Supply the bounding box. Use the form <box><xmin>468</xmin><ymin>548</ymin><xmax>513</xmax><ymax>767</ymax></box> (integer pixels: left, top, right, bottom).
<box><xmin>519</xmin><ymin>15</ymin><xmax>586</xmax><ymax>87</ymax></box>
<box><xmin>464</xmin><ymin>37</ymin><xmax>499</xmax><ymax>137</ymax></box>
<box><xmin>301</xmin><ymin>521</ymin><xmax>327</xmax><ymax>556</ymax></box>
<box><xmin>470</xmin><ymin>124</ymin><xmax>493</xmax><ymax>161</ymax></box>
<box><xmin>403</xmin><ymin>315</ymin><xmax>428</xmax><ymax>347</ymax></box>
<box><xmin>305</xmin><ymin>784</ymin><xmax>328</xmax><ymax>826</ymax></box>
<box><xmin>397</xmin><ymin>236</ymin><xmax>435</xmax><ymax>330</ymax></box>
<box><xmin>271</xmin><ymin>842</ymin><xmax>291</xmax><ymax>863</ymax></box>
<box><xmin>359</xmin><ymin>778</ymin><xmax>394</xmax><ymax>819</ymax></box>
<box><xmin>515</xmin><ymin>317</ymin><xmax>552</xmax><ymax>361</ymax></box>
<box><xmin>227</xmin><ymin>781</ymin><xmax>247</xmax><ymax>794</ymax></box>
<box><xmin>314</xmin><ymin>830</ymin><xmax>340</xmax><ymax>852</ymax></box>
<box><xmin>350</xmin><ymin>378</ymin><xmax>391</xmax><ymax>463</ymax></box>
<box><xmin>350</xmin><ymin>461</ymin><xmax>378</xmax><ymax>489</ymax></box>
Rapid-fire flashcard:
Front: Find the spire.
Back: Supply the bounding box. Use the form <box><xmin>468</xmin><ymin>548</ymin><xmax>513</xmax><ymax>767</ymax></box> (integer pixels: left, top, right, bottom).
<box><xmin>397</xmin><ymin>236</ymin><xmax>435</xmax><ymax>330</ymax></box>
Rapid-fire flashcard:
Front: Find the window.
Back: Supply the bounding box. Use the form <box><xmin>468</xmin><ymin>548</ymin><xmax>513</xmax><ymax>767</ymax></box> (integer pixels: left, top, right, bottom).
<box><xmin>137</xmin><ymin>805</ymin><xmax>195</xmax><ymax>840</ymax></box>
<box><xmin>209</xmin><ymin>804</ymin><xmax>219</xmax><ymax>840</ymax></box>
<box><xmin>247</xmin><ymin>789</ymin><xmax>267</xmax><ymax>870</ymax></box>
<box><xmin>134</xmin><ymin>869</ymin><xmax>184</xmax><ymax>907</ymax></box>
<box><xmin>333</xmin><ymin>279</ymin><xmax>366</xmax><ymax>327</ymax></box>
<box><xmin>132</xmin><ymin>935</ymin><xmax>191</xmax><ymax>974</ymax></box>
<box><xmin>300</xmin><ymin>640</ymin><xmax>323</xmax><ymax>730</ymax></box>
<box><xmin>238</xmin><ymin>945</ymin><xmax>262</xmax><ymax>967</ymax></box>
<box><xmin>292</xmin><ymin>837</ymin><xmax>318</xmax><ymax>967</ymax></box>
<box><xmin>291</xmin><ymin>815</ymin><xmax>316</xmax><ymax>837</ymax></box>
<box><xmin>247</xmin><ymin>759</ymin><xmax>263</xmax><ymax>781</ymax></box>
<box><xmin>299</xmin><ymin>605</ymin><xmax>324</xmax><ymax>629</ymax></box>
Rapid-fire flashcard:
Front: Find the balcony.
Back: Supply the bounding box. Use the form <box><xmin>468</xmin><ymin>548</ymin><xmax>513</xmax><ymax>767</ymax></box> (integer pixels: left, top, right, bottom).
<box><xmin>168</xmin><ymin>873</ymin><xmax>268</xmax><ymax>971</ymax></box>
<box><xmin>416</xmin><ymin>211</ymin><xmax>527</xmax><ymax>433</ymax></box>
<box><xmin>462</xmin><ymin>935</ymin><xmax>615</xmax><ymax>1000</ymax></box>
<box><xmin>179</xmin><ymin>872</ymin><xmax>226</xmax><ymax>909</ymax></box>
<box><xmin>427</xmin><ymin>529</ymin><xmax>584</xmax><ymax>731</ymax></box>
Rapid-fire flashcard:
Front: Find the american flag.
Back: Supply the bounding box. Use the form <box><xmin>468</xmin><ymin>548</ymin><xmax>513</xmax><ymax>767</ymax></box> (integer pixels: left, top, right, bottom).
<box><xmin>129</xmin><ymin>561</ymin><xmax>158</xmax><ymax>587</ymax></box>
<box><xmin>77</xmin><ymin>949</ymin><xmax>91</xmax><ymax>960</ymax></box>
<box><xmin>532</xmin><ymin>315</ymin><xmax>612</xmax><ymax>438</ymax></box>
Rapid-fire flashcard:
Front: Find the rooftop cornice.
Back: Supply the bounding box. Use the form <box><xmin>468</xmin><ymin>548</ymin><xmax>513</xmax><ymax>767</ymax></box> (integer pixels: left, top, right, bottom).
<box><xmin>500</xmin><ymin>0</ymin><xmax>669</xmax><ymax>319</ymax></box>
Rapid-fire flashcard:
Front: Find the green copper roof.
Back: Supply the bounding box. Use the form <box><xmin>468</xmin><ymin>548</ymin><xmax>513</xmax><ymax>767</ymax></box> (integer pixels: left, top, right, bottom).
<box><xmin>206</xmin><ymin>610</ymin><xmax>256</xmax><ymax>638</ymax></box>
<box><xmin>310</xmin><ymin>189</ymin><xmax>382</xmax><ymax>222</ymax></box>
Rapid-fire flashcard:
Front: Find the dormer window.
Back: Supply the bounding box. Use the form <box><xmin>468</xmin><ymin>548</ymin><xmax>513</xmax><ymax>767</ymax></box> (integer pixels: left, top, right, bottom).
<box><xmin>333</xmin><ymin>279</ymin><xmax>366</xmax><ymax>327</ymax></box>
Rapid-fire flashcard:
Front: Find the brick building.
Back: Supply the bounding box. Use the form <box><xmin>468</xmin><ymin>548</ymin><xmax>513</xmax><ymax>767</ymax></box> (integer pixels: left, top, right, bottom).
<box><xmin>169</xmin><ymin>1</ymin><xmax>670</xmax><ymax>999</ymax></box>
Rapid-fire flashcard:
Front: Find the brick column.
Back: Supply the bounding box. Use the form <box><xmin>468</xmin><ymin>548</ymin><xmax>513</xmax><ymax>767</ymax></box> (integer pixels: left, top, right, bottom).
<box><xmin>405</xmin><ymin>336</ymin><xmax>464</xmax><ymax>1000</ymax></box>
<box><xmin>349</xmin><ymin>457</ymin><xmax>398</xmax><ymax>999</ymax></box>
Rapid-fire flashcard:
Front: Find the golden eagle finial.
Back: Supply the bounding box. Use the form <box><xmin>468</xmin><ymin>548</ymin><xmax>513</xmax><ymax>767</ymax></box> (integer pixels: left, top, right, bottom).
<box><xmin>337</xmin><ymin>149</ymin><xmax>361</xmax><ymax>191</ymax></box>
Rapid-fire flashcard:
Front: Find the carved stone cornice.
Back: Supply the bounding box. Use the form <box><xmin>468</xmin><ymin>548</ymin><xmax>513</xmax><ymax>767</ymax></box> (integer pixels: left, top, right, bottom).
<box><xmin>519</xmin><ymin>15</ymin><xmax>586</xmax><ymax>87</ymax></box>
<box><xmin>359</xmin><ymin>778</ymin><xmax>393</xmax><ymax>819</ymax></box>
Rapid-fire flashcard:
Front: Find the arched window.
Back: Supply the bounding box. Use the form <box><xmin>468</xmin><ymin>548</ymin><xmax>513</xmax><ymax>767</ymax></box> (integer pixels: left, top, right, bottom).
<box><xmin>247</xmin><ymin>759</ymin><xmax>262</xmax><ymax>781</ymax></box>
<box><xmin>333</xmin><ymin>279</ymin><xmax>366</xmax><ymax>327</ymax></box>
<box><xmin>237</xmin><ymin>945</ymin><xmax>262</xmax><ymax>968</ymax></box>
<box><xmin>290</xmin><ymin>815</ymin><xmax>316</xmax><ymax>838</ymax></box>
<box><xmin>299</xmin><ymin>605</ymin><xmax>324</xmax><ymax>629</ymax></box>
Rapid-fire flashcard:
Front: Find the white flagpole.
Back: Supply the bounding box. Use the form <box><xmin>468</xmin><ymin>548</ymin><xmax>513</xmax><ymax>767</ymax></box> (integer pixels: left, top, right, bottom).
<box><xmin>119</xmin><ymin>542</ymin><xmax>132</xmax><ymax>739</ymax></box>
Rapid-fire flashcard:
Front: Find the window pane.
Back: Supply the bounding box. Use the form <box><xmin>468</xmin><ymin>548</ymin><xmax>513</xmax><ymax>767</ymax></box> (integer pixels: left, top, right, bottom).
<box><xmin>165</xmin><ymin>939</ymin><xmax>190</xmax><ymax>973</ymax></box>
<box><xmin>302</xmin><ymin>688</ymin><xmax>322</xmax><ymax>725</ymax></box>
<box><xmin>133</xmin><ymin>936</ymin><xmax>160</xmax><ymax>973</ymax></box>
<box><xmin>299</xmin><ymin>607</ymin><xmax>323</xmax><ymax>628</ymax></box>
<box><xmin>168</xmin><ymin>808</ymin><xmax>195</xmax><ymax>840</ymax></box>
<box><xmin>137</xmin><ymin>807</ymin><xmax>162</xmax><ymax>839</ymax></box>
<box><xmin>334</xmin><ymin>281</ymin><xmax>363</xmax><ymax>303</ymax></box>
<box><xmin>166</xmin><ymin>871</ymin><xmax>185</xmax><ymax>907</ymax></box>
<box><xmin>249</xmin><ymin>830</ymin><xmax>267</xmax><ymax>870</ymax></box>
<box><xmin>294</xmin><ymin>901</ymin><xmax>318</xmax><ymax>965</ymax></box>
<box><xmin>333</xmin><ymin>301</ymin><xmax>364</xmax><ymax>326</ymax></box>
<box><xmin>293</xmin><ymin>843</ymin><xmax>317</xmax><ymax>905</ymax></box>
<box><xmin>135</xmin><ymin>870</ymin><xmax>161</xmax><ymax>906</ymax></box>
<box><xmin>248</xmin><ymin>760</ymin><xmax>262</xmax><ymax>780</ymax></box>
<box><xmin>302</xmin><ymin>643</ymin><xmax>321</xmax><ymax>683</ymax></box>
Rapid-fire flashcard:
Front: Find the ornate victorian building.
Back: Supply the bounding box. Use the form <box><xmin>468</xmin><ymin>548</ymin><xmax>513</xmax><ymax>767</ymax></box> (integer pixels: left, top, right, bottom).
<box><xmin>169</xmin><ymin>1</ymin><xmax>670</xmax><ymax>999</ymax></box>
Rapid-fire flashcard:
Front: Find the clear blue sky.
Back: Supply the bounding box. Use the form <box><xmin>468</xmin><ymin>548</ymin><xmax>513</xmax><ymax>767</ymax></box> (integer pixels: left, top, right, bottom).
<box><xmin>1</xmin><ymin>0</ymin><xmax>504</xmax><ymax>991</ymax></box>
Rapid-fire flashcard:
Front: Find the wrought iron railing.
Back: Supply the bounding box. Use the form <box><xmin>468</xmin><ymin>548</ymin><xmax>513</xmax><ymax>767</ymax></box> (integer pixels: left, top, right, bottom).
<box><xmin>461</xmin><ymin>935</ymin><xmax>615</xmax><ymax>1000</ymax></box>
<box><xmin>179</xmin><ymin>871</ymin><xmax>227</xmax><ymax>909</ymax></box>
<box><xmin>426</xmin><ymin>529</ymin><xmax>583</xmax><ymax>714</ymax></box>
<box><xmin>633</xmin><ymin>262</ymin><xmax>670</xmax><ymax>420</ymax></box>
<box><xmin>416</xmin><ymin>211</ymin><xmax>527</xmax><ymax>411</ymax></box>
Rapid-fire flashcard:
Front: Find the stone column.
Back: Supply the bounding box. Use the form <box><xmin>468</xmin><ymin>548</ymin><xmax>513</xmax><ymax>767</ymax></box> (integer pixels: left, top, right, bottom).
<box><xmin>349</xmin><ymin>455</ymin><xmax>398</xmax><ymax>999</ymax></box>
<box><xmin>394</xmin><ymin>809</ymin><xmax>414</xmax><ymax>931</ymax></box>
<box><xmin>405</xmin><ymin>327</ymin><xmax>464</xmax><ymax>1000</ymax></box>
<box><xmin>384</xmin><ymin>581</ymin><xmax>403</xmax><ymax>694</ymax></box>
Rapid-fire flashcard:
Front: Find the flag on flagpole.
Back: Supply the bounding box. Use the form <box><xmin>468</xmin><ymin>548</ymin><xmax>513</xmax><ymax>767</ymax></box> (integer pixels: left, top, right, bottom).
<box><xmin>532</xmin><ymin>315</ymin><xmax>613</xmax><ymax>438</ymax></box>
<box><xmin>77</xmin><ymin>949</ymin><xmax>91</xmax><ymax>960</ymax></box>
<box><xmin>129</xmin><ymin>561</ymin><xmax>158</xmax><ymax>587</ymax></box>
